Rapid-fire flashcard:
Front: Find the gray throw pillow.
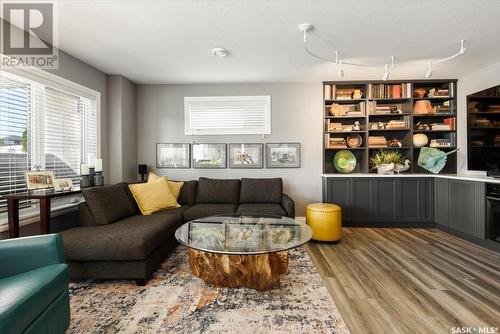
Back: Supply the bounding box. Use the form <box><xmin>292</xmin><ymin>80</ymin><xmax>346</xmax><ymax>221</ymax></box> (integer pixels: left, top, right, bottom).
<box><xmin>82</xmin><ymin>182</ymin><xmax>136</xmax><ymax>225</ymax></box>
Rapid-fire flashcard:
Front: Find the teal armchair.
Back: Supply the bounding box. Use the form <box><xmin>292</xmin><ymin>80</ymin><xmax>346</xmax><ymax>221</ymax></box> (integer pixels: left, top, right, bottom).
<box><xmin>0</xmin><ymin>234</ymin><xmax>70</xmax><ymax>334</ymax></box>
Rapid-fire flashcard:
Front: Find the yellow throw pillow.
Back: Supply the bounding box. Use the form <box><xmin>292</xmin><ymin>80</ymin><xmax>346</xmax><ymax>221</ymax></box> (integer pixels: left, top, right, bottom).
<box><xmin>128</xmin><ymin>178</ymin><xmax>180</xmax><ymax>215</ymax></box>
<box><xmin>148</xmin><ymin>172</ymin><xmax>184</xmax><ymax>200</ymax></box>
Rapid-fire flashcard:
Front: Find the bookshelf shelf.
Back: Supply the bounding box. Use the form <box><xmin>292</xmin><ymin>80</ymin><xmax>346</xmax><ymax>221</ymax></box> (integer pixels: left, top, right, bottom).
<box><xmin>368</xmin><ymin>113</ymin><xmax>412</xmax><ymax>117</ymax></box>
<box><xmin>413</xmin><ymin>113</ymin><xmax>456</xmax><ymax>117</ymax></box>
<box><xmin>323</xmin><ymin>79</ymin><xmax>458</xmax><ymax>174</ymax></box>
<box><xmin>369</xmin><ymin>128</ymin><xmax>410</xmax><ymax>132</ymax></box>
<box><xmin>413</xmin><ymin>129</ymin><xmax>455</xmax><ymax>133</ymax></box>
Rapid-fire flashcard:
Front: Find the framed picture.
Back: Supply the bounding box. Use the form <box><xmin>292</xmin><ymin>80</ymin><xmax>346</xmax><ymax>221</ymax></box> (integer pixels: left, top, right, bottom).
<box><xmin>25</xmin><ymin>170</ymin><xmax>55</xmax><ymax>190</ymax></box>
<box><xmin>53</xmin><ymin>178</ymin><xmax>74</xmax><ymax>191</ymax></box>
<box><xmin>266</xmin><ymin>143</ymin><xmax>301</xmax><ymax>168</ymax></box>
<box><xmin>156</xmin><ymin>143</ymin><xmax>190</xmax><ymax>168</ymax></box>
<box><xmin>228</xmin><ymin>143</ymin><xmax>263</xmax><ymax>169</ymax></box>
<box><xmin>192</xmin><ymin>143</ymin><xmax>227</xmax><ymax>169</ymax></box>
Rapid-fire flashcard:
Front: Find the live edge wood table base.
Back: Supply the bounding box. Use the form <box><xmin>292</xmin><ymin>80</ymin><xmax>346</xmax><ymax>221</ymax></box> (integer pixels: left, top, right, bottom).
<box><xmin>188</xmin><ymin>248</ymin><xmax>289</xmax><ymax>291</ymax></box>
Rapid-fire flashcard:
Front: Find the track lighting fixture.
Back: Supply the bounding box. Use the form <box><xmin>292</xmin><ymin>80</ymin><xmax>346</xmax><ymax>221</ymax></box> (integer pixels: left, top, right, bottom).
<box><xmin>425</xmin><ymin>62</ymin><xmax>434</xmax><ymax>79</ymax></box>
<box><xmin>337</xmin><ymin>60</ymin><xmax>344</xmax><ymax>78</ymax></box>
<box><xmin>298</xmin><ymin>23</ymin><xmax>467</xmax><ymax>79</ymax></box>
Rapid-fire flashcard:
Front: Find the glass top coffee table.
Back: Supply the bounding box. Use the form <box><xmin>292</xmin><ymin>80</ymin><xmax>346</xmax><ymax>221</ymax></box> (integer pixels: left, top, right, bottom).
<box><xmin>175</xmin><ymin>214</ymin><xmax>313</xmax><ymax>290</ymax></box>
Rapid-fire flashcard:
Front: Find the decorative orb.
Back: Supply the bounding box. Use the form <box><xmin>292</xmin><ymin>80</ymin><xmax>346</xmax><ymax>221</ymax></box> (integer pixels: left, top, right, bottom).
<box><xmin>413</xmin><ymin>133</ymin><xmax>429</xmax><ymax>148</ymax></box>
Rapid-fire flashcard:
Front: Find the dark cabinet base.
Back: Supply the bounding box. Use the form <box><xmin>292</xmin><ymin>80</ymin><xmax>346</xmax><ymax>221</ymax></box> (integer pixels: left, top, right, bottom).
<box><xmin>323</xmin><ymin>177</ymin><xmax>434</xmax><ymax>224</ymax></box>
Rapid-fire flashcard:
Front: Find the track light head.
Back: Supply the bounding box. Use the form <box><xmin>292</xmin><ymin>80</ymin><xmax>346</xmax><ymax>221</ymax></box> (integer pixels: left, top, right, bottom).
<box><xmin>425</xmin><ymin>62</ymin><xmax>434</xmax><ymax>79</ymax></box>
<box><xmin>382</xmin><ymin>64</ymin><xmax>390</xmax><ymax>81</ymax></box>
<box><xmin>337</xmin><ymin>60</ymin><xmax>344</xmax><ymax>78</ymax></box>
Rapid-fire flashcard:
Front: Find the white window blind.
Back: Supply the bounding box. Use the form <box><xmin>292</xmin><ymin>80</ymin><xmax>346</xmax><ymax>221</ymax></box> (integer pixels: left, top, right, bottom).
<box><xmin>0</xmin><ymin>71</ymin><xmax>98</xmax><ymax>214</ymax></box>
<box><xmin>0</xmin><ymin>76</ymin><xmax>31</xmax><ymax>212</ymax></box>
<box><xmin>184</xmin><ymin>95</ymin><xmax>271</xmax><ymax>135</ymax></box>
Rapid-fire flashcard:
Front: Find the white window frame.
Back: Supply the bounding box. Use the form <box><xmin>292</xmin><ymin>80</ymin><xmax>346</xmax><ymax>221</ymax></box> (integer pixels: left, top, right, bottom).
<box><xmin>184</xmin><ymin>95</ymin><xmax>271</xmax><ymax>135</ymax></box>
<box><xmin>0</xmin><ymin>67</ymin><xmax>101</xmax><ymax>231</ymax></box>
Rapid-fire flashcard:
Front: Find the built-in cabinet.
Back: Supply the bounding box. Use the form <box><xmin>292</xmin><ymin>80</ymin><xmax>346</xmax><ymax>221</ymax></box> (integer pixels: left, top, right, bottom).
<box><xmin>323</xmin><ymin>177</ymin><xmax>434</xmax><ymax>224</ymax></box>
<box><xmin>434</xmin><ymin>178</ymin><xmax>486</xmax><ymax>239</ymax></box>
<box><xmin>323</xmin><ymin>177</ymin><xmax>486</xmax><ymax>239</ymax></box>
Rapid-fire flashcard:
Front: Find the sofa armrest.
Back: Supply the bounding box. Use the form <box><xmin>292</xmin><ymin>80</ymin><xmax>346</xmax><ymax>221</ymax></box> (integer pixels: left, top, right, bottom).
<box><xmin>0</xmin><ymin>234</ymin><xmax>65</xmax><ymax>278</ymax></box>
<box><xmin>78</xmin><ymin>202</ymin><xmax>95</xmax><ymax>226</ymax></box>
<box><xmin>282</xmin><ymin>194</ymin><xmax>295</xmax><ymax>218</ymax></box>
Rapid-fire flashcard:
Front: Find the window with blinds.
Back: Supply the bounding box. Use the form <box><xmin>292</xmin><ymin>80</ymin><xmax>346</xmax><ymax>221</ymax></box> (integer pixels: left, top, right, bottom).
<box><xmin>184</xmin><ymin>96</ymin><xmax>271</xmax><ymax>135</ymax></box>
<box><xmin>0</xmin><ymin>71</ymin><xmax>98</xmax><ymax>214</ymax></box>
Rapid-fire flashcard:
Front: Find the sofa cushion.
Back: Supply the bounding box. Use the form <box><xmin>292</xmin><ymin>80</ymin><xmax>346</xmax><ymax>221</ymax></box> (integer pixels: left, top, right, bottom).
<box><xmin>236</xmin><ymin>203</ymin><xmax>287</xmax><ymax>217</ymax></box>
<box><xmin>0</xmin><ymin>264</ymin><xmax>69</xmax><ymax>334</ymax></box>
<box><xmin>183</xmin><ymin>204</ymin><xmax>238</xmax><ymax>222</ymax></box>
<box><xmin>83</xmin><ymin>183</ymin><xmax>136</xmax><ymax>225</ymax></box>
<box><xmin>196</xmin><ymin>177</ymin><xmax>240</xmax><ymax>204</ymax></box>
<box><xmin>61</xmin><ymin>214</ymin><xmax>181</xmax><ymax>261</ymax></box>
<box><xmin>177</xmin><ymin>180</ymin><xmax>198</xmax><ymax>205</ymax></box>
<box><xmin>239</xmin><ymin>178</ymin><xmax>283</xmax><ymax>204</ymax></box>
<box><xmin>148</xmin><ymin>172</ymin><xmax>184</xmax><ymax>200</ymax></box>
<box><xmin>128</xmin><ymin>178</ymin><xmax>180</xmax><ymax>215</ymax></box>
<box><xmin>155</xmin><ymin>205</ymin><xmax>191</xmax><ymax>218</ymax></box>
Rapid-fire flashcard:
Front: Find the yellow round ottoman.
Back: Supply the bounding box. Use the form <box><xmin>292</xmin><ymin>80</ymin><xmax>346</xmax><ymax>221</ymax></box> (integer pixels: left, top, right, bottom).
<box><xmin>306</xmin><ymin>203</ymin><xmax>342</xmax><ymax>242</ymax></box>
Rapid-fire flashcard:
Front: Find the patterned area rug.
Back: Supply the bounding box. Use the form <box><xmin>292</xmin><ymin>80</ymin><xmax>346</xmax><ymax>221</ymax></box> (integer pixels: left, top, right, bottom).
<box><xmin>69</xmin><ymin>246</ymin><xmax>350</xmax><ymax>334</ymax></box>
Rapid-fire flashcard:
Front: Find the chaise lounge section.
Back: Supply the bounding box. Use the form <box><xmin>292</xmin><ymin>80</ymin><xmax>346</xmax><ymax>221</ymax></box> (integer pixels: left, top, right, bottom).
<box><xmin>60</xmin><ymin>177</ymin><xmax>294</xmax><ymax>284</ymax></box>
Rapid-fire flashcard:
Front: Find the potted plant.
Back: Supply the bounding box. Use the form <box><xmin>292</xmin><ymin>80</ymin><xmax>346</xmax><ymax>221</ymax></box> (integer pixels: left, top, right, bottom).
<box><xmin>370</xmin><ymin>150</ymin><xmax>409</xmax><ymax>174</ymax></box>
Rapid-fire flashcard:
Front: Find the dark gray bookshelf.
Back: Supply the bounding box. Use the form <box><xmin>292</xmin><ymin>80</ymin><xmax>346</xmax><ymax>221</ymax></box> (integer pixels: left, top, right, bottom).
<box><xmin>323</xmin><ymin>80</ymin><xmax>458</xmax><ymax>174</ymax></box>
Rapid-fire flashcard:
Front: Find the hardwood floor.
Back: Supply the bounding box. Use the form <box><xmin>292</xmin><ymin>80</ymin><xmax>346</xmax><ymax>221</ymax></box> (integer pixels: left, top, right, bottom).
<box><xmin>306</xmin><ymin>228</ymin><xmax>500</xmax><ymax>334</ymax></box>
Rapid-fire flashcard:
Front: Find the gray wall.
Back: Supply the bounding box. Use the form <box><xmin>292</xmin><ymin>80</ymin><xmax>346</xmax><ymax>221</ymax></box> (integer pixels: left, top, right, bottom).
<box><xmin>107</xmin><ymin>75</ymin><xmax>138</xmax><ymax>183</ymax></box>
<box><xmin>137</xmin><ymin>83</ymin><xmax>323</xmax><ymax>215</ymax></box>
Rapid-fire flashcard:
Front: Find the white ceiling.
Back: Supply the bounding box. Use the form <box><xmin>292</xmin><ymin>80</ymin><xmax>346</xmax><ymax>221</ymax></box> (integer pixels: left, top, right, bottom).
<box><xmin>47</xmin><ymin>0</ymin><xmax>500</xmax><ymax>83</ymax></box>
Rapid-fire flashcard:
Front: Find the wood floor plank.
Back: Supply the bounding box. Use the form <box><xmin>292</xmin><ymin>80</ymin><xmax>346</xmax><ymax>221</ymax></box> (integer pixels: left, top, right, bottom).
<box><xmin>307</xmin><ymin>228</ymin><xmax>500</xmax><ymax>334</ymax></box>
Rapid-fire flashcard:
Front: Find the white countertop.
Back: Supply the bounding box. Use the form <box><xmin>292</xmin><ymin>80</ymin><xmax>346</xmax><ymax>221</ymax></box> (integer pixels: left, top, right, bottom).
<box><xmin>322</xmin><ymin>173</ymin><xmax>500</xmax><ymax>184</ymax></box>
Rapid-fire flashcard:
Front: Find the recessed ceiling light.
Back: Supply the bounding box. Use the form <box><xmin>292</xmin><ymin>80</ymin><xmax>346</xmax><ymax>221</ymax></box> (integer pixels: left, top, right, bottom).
<box><xmin>212</xmin><ymin>48</ymin><xmax>228</xmax><ymax>57</ymax></box>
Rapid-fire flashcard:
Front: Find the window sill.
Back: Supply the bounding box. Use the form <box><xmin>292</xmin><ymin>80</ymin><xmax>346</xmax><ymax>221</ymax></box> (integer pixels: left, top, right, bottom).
<box><xmin>0</xmin><ymin>197</ymin><xmax>82</xmax><ymax>233</ymax></box>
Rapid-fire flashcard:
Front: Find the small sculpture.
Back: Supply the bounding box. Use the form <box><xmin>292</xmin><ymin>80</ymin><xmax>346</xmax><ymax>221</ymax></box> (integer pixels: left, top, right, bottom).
<box><xmin>417</xmin><ymin>147</ymin><xmax>459</xmax><ymax>174</ymax></box>
<box><xmin>353</xmin><ymin>121</ymin><xmax>361</xmax><ymax>131</ymax></box>
<box><xmin>394</xmin><ymin>159</ymin><xmax>411</xmax><ymax>173</ymax></box>
<box><xmin>376</xmin><ymin>163</ymin><xmax>395</xmax><ymax>175</ymax></box>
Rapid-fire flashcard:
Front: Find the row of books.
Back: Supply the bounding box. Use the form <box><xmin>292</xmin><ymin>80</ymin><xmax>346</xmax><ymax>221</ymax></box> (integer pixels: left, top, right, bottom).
<box><xmin>369</xmin><ymin>117</ymin><xmax>410</xmax><ymax>130</ymax></box>
<box><xmin>325</xmin><ymin>120</ymin><xmax>364</xmax><ymax>132</ymax></box>
<box><xmin>324</xmin><ymin>85</ymin><xmax>362</xmax><ymax>100</ymax></box>
<box><xmin>368</xmin><ymin>83</ymin><xmax>412</xmax><ymax>99</ymax></box>
<box><xmin>368</xmin><ymin>136</ymin><xmax>388</xmax><ymax>147</ymax></box>
<box><xmin>430</xmin><ymin>139</ymin><xmax>453</xmax><ymax>147</ymax></box>
<box><xmin>430</xmin><ymin>118</ymin><xmax>456</xmax><ymax>130</ymax></box>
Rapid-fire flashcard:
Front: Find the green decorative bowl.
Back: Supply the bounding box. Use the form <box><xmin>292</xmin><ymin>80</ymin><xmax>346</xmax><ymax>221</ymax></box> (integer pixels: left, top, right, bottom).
<box><xmin>333</xmin><ymin>150</ymin><xmax>357</xmax><ymax>173</ymax></box>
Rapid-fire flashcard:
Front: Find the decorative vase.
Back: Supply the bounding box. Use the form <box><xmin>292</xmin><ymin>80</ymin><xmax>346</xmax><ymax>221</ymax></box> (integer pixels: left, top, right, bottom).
<box><xmin>81</xmin><ymin>175</ymin><xmax>94</xmax><ymax>188</ymax></box>
<box><xmin>353</xmin><ymin>89</ymin><xmax>363</xmax><ymax>99</ymax></box>
<box><xmin>414</xmin><ymin>88</ymin><xmax>426</xmax><ymax>98</ymax></box>
<box><xmin>413</xmin><ymin>133</ymin><xmax>429</xmax><ymax>148</ymax></box>
<box><xmin>94</xmin><ymin>171</ymin><xmax>104</xmax><ymax>186</ymax></box>
<box><xmin>414</xmin><ymin>100</ymin><xmax>433</xmax><ymax>114</ymax></box>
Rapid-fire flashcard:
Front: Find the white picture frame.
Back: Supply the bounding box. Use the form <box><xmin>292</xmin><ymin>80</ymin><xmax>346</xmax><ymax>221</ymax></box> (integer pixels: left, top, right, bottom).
<box><xmin>25</xmin><ymin>170</ymin><xmax>55</xmax><ymax>190</ymax></box>
<box><xmin>53</xmin><ymin>178</ymin><xmax>74</xmax><ymax>191</ymax></box>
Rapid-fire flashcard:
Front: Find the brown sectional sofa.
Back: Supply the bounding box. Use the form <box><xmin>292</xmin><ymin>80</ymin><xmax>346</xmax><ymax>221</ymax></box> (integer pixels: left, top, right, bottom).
<box><xmin>60</xmin><ymin>177</ymin><xmax>294</xmax><ymax>285</ymax></box>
